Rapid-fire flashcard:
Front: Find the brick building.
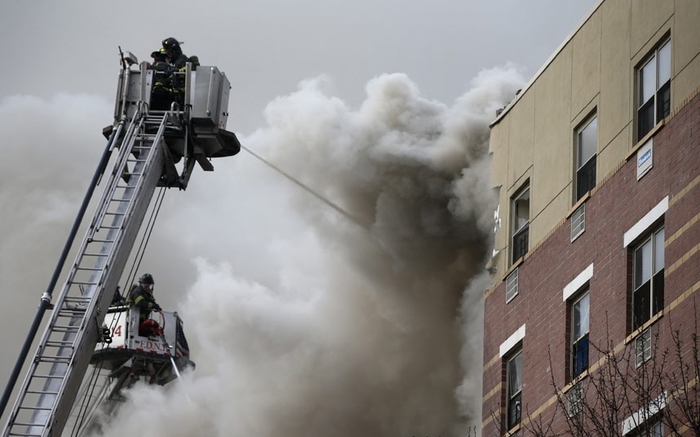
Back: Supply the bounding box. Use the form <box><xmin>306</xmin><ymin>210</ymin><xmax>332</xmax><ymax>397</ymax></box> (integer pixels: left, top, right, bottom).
<box><xmin>482</xmin><ymin>1</ymin><xmax>700</xmax><ymax>435</ymax></box>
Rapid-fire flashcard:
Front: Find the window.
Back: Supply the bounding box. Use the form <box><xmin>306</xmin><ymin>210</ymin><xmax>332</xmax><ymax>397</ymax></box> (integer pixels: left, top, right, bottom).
<box><xmin>506</xmin><ymin>350</ymin><xmax>523</xmax><ymax>430</ymax></box>
<box><xmin>645</xmin><ymin>421</ymin><xmax>662</xmax><ymax>437</ymax></box>
<box><xmin>637</xmin><ymin>39</ymin><xmax>671</xmax><ymax>141</ymax></box>
<box><xmin>632</xmin><ymin>226</ymin><xmax>664</xmax><ymax>329</ymax></box>
<box><xmin>629</xmin><ymin>419</ymin><xmax>662</xmax><ymax>437</ymax></box>
<box><xmin>571</xmin><ymin>290</ymin><xmax>590</xmax><ymax>378</ymax></box>
<box><xmin>576</xmin><ymin>115</ymin><xmax>597</xmax><ymax>200</ymax></box>
<box><xmin>511</xmin><ymin>185</ymin><xmax>530</xmax><ymax>264</ymax></box>
<box><xmin>622</xmin><ymin>392</ymin><xmax>667</xmax><ymax>436</ymax></box>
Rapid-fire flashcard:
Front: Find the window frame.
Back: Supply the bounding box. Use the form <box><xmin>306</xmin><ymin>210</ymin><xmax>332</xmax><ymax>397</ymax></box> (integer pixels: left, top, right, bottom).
<box><xmin>575</xmin><ymin>114</ymin><xmax>598</xmax><ymax>201</ymax></box>
<box><xmin>511</xmin><ymin>184</ymin><xmax>530</xmax><ymax>265</ymax></box>
<box><xmin>570</xmin><ymin>289</ymin><xmax>590</xmax><ymax>379</ymax></box>
<box><xmin>506</xmin><ymin>349</ymin><xmax>523</xmax><ymax>430</ymax></box>
<box><xmin>632</xmin><ymin>225</ymin><xmax>665</xmax><ymax>330</ymax></box>
<box><xmin>636</xmin><ymin>38</ymin><xmax>671</xmax><ymax>141</ymax></box>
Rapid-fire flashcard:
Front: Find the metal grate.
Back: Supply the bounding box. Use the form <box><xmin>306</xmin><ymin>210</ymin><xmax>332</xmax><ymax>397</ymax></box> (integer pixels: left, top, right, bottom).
<box><xmin>635</xmin><ymin>328</ymin><xmax>652</xmax><ymax>367</ymax></box>
<box><xmin>567</xmin><ymin>383</ymin><xmax>584</xmax><ymax>417</ymax></box>
<box><xmin>506</xmin><ymin>268</ymin><xmax>519</xmax><ymax>303</ymax></box>
<box><xmin>571</xmin><ymin>203</ymin><xmax>586</xmax><ymax>241</ymax></box>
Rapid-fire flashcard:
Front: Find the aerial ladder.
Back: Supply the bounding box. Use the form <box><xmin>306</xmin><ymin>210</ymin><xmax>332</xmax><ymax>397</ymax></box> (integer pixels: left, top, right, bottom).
<box><xmin>0</xmin><ymin>50</ymin><xmax>240</xmax><ymax>437</ymax></box>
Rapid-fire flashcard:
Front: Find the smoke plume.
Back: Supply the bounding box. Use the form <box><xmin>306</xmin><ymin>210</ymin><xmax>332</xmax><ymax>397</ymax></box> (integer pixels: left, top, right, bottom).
<box><xmin>99</xmin><ymin>67</ymin><xmax>522</xmax><ymax>436</ymax></box>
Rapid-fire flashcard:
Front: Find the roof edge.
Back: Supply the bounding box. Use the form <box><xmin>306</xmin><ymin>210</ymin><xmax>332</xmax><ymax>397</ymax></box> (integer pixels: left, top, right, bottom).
<box><xmin>490</xmin><ymin>0</ymin><xmax>605</xmax><ymax>128</ymax></box>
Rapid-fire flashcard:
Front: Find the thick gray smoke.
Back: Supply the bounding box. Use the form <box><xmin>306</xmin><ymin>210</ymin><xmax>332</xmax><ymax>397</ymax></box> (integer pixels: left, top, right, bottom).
<box><xmin>98</xmin><ymin>67</ymin><xmax>522</xmax><ymax>436</ymax></box>
<box><xmin>0</xmin><ymin>67</ymin><xmax>523</xmax><ymax>436</ymax></box>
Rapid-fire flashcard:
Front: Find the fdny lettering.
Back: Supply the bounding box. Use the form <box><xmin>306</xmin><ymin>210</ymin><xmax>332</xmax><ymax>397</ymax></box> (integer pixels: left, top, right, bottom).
<box><xmin>134</xmin><ymin>340</ymin><xmax>164</xmax><ymax>352</ymax></box>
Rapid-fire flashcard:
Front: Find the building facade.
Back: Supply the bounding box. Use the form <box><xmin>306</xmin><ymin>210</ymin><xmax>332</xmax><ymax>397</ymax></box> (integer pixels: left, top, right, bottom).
<box><xmin>483</xmin><ymin>0</ymin><xmax>700</xmax><ymax>435</ymax></box>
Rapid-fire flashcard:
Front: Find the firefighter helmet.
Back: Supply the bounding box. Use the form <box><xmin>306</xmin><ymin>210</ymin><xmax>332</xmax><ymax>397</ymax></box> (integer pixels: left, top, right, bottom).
<box><xmin>150</xmin><ymin>48</ymin><xmax>168</xmax><ymax>60</ymax></box>
<box><xmin>162</xmin><ymin>37</ymin><xmax>183</xmax><ymax>51</ymax></box>
<box><xmin>139</xmin><ymin>273</ymin><xmax>155</xmax><ymax>285</ymax></box>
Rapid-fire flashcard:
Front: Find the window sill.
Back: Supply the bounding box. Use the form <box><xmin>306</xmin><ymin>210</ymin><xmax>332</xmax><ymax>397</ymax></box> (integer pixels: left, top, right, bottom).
<box><xmin>562</xmin><ymin>371</ymin><xmax>589</xmax><ymax>394</ymax></box>
<box><xmin>504</xmin><ymin>257</ymin><xmax>525</xmax><ymax>279</ymax></box>
<box><xmin>505</xmin><ymin>423</ymin><xmax>522</xmax><ymax>436</ymax></box>
<box><xmin>624</xmin><ymin>310</ymin><xmax>664</xmax><ymax>345</ymax></box>
<box><xmin>566</xmin><ymin>192</ymin><xmax>590</xmax><ymax>219</ymax></box>
<box><xmin>626</xmin><ymin>120</ymin><xmax>666</xmax><ymax>162</ymax></box>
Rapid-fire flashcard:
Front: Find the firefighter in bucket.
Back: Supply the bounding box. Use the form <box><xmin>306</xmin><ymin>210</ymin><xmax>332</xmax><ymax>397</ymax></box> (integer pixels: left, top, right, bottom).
<box><xmin>129</xmin><ymin>273</ymin><xmax>163</xmax><ymax>337</ymax></box>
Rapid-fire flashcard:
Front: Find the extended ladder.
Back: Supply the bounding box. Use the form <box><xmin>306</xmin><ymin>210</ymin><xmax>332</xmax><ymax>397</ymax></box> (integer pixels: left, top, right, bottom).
<box><xmin>3</xmin><ymin>110</ymin><xmax>176</xmax><ymax>437</ymax></box>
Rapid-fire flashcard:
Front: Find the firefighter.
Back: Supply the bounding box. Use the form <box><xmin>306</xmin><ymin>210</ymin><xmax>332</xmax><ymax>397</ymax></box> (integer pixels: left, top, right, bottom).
<box><xmin>110</xmin><ymin>286</ymin><xmax>126</xmax><ymax>307</ymax></box>
<box><xmin>161</xmin><ymin>37</ymin><xmax>188</xmax><ymax>69</ymax></box>
<box><xmin>161</xmin><ymin>37</ymin><xmax>199</xmax><ymax>106</ymax></box>
<box><xmin>150</xmin><ymin>48</ymin><xmax>174</xmax><ymax>110</ymax></box>
<box><xmin>128</xmin><ymin>273</ymin><xmax>162</xmax><ymax>336</ymax></box>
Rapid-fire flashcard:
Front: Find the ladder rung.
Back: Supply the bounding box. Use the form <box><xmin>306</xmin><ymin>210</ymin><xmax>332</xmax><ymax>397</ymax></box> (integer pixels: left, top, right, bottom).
<box><xmin>75</xmin><ymin>266</ymin><xmax>103</xmax><ymax>272</ymax></box>
<box><xmin>45</xmin><ymin>340</ymin><xmax>74</xmax><ymax>347</ymax></box>
<box><xmin>56</xmin><ymin>311</ymin><xmax>85</xmax><ymax>317</ymax></box>
<box><xmin>32</xmin><ymin>375</ymin><xmax>65</xmax><ymax>379</ymax></box>
<box><xmin>88</xmin><ymin>238</ymin><xmax>115</xmax><ymax>243</ymax></box>
<box><xmin>99</xmin><ymin>225</ymin><xmax>121</xmax><ymax>230</ymax></box>
<box><xmin>18</xmin><ymin>406</ymin><xmax>53</xmax><ymax>411</ymax></box>
<box><xmin>81</xmin><ymin>252</ymin><xmax>109</xmax><ymax>257</ymax></box>
<box><xmin>25</xmin><ymin>390</ymin><xmax>59</xmax><ymax>396</ymax></box>
<box><xmin>51</xmin><ymin>326</ymin><xmax>80</xmax><ymax>333</ymax></box>
<box><xmin>51</xmin><ymin>323</ymin><xmax>80</xmax><ymax>328</ymax></box>
<box><xmin>59</xmin><ymin>301</ymin><xmax>87</xmax><ymax>308</ymax></box>
<box><xmin>37</xmin><ymin>356</ymin><xmax>72</xmax><ymax>363</ymax></box>
<box><xmin>63</xmin><ymin>296</ymin><xmax>92</xmax><ymax>302</ymax></box>
<box><xmin>56</xmin><ymin>312</ymin><xmax>85</xmax><ymax>318</ymax></box>
<box><xmin>8</xmin><ymin>430</ymin><xmax>44</xmax><ymax>436</ymax></box>
<box><xmin>68</xmin><ymin>281</ymin><xmax>99</xmax><ymax>286</ymax></box>
<box><xmin>58</xmin><ymin>303</ymin><xmax>87</xmax><ymax>308</ymax></box>
<box><xmin>103</xmin><ymin>212</ymin><xmax>125</xmax><ymax>216</ymax></box>
<box><xmin>10</xmin><ymin>422</ymin><xmax>46</xmax><ymax>428</ymax></box>
<box><xmin>108</xmin><ymin>198</ymin><xmax>132</xmax><ymax>203</ymax></box>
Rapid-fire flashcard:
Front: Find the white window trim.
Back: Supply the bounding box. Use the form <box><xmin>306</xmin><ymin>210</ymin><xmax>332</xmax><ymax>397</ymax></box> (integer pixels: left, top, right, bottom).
<box><xmin>623</xmin><ymin>197</ymin><xmax>669</xmax><ymax>247</ymax></box>
<box><xmin>621</xmin><ymin>391</ymin><xmax>667</xmax><ymax>435</ymax></box>
<box><xmin>563</xmin><ymin>263</ymin><xmax>594</xmax><ymax>301</ymax></box>
<box><xmin>500</xmin><ymin>324</ymin><xmax>526</xmax><ymax>358</ymax></box>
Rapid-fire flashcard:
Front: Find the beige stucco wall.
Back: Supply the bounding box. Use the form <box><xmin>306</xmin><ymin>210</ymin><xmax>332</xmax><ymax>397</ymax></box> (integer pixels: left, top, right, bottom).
<box><xmin>489</xmin><ymin>0</ymin><xmax>700</xmax><ymax>279</ymax></box>
<box><xmin>673</xmin><ymin>0</ymin><xmax>700</xmax><ymax>106</ymax></box>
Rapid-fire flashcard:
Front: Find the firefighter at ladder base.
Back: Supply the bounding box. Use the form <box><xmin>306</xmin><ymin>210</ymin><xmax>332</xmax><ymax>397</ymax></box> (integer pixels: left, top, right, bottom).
<box><xmin>128</xmin><ymin>273</ymin><xmax>162</xmax><ymax>337</ymax></box>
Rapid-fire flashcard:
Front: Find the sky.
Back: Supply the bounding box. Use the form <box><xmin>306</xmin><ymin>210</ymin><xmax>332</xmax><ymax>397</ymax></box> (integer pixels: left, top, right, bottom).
<box><xmin>0</xmin><ymin>1</ymin><xmax>599</xmax><ymax>436</ymax></box>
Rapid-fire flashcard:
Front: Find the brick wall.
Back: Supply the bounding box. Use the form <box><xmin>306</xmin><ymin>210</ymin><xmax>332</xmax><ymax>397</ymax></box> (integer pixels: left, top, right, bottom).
<box><xmin>482</xmin><ymin>90</ymin><xmax>700</xmax><ymax>435</ymax></box>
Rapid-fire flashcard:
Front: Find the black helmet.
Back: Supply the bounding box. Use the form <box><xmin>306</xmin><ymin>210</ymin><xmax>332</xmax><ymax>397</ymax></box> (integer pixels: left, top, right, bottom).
<box><xmin>162</xmin><ymin>37</ymin><xmax>183</xmax><ymax>51</ymax></box>
<box><xmin>150</xmin><ymin>48</ymin><xmax>167</xmax><ymax>60</ymax></box>
<box><xmin>139</xmin><ymin>273</ymin><xmax>155</xmax><ymax>285</ymax></box>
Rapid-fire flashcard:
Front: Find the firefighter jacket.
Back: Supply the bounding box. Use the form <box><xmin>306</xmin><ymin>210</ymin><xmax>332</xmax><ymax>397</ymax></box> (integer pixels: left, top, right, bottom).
<box><xmin>128</xmin><ymin>285</ymin><xmax>159</xmax><ymax>321</ymax></box>
<box><xmin>170</xmin><ymin>53</ymin><xmax>189</xmax><ymax>70</ymax></box>
<box><xmin>152</xmin><ymin>60</ymin><xmax>174</xmax><ymax>92</ymax></box>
